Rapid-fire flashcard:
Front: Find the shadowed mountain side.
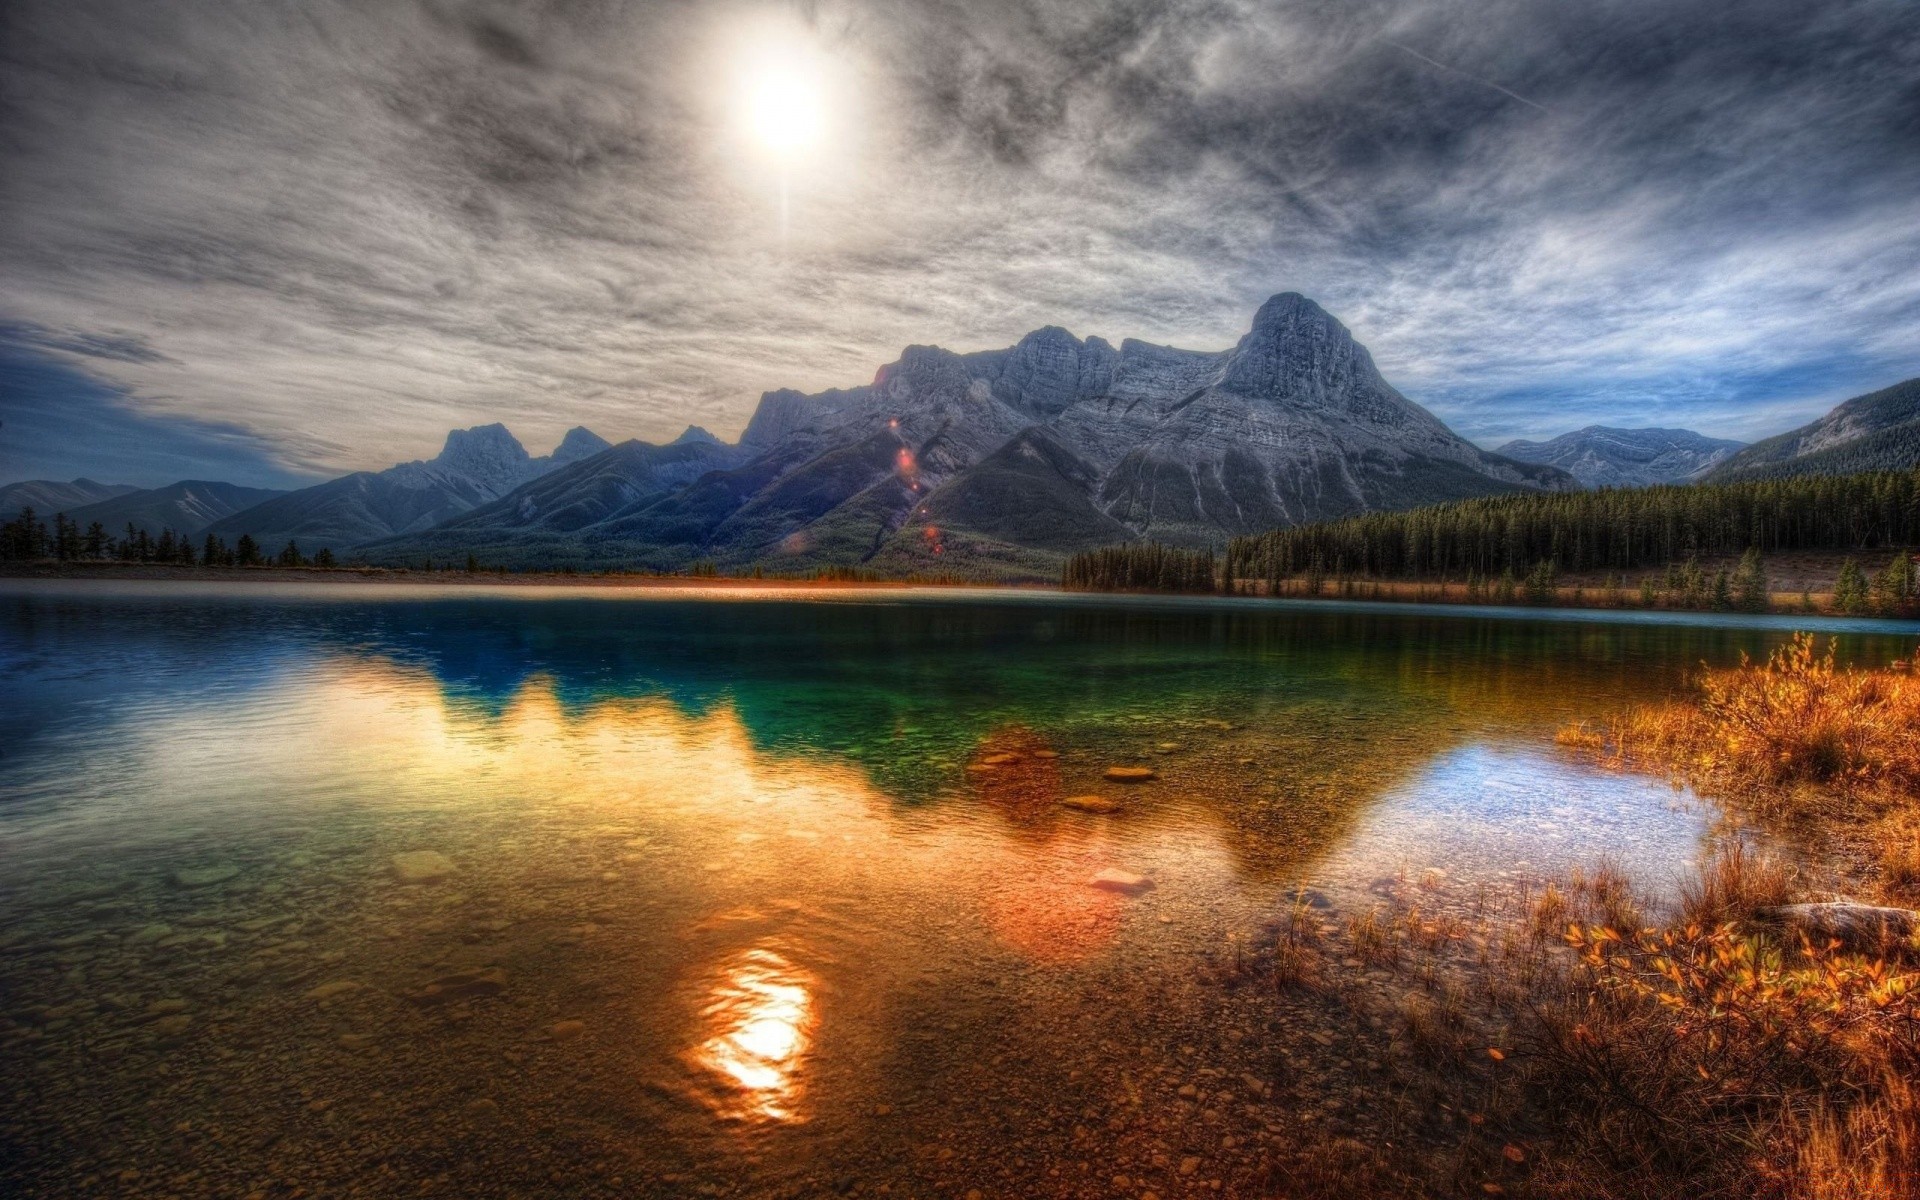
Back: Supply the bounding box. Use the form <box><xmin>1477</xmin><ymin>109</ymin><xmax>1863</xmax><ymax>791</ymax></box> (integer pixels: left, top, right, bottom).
<box><xmin>0</xmin><ymin>478</ymin><xmax>140</xmax><ymax>521</ymax></box>
<box><xmin>1707</xmin><ymin>378</ymin><xmax>1920</xmax><ymax>482</ymax></box>
<box><xmin>66</xmin><ymin>480</ymin><xmax>288</xmax><ymax>538</ymax></box>
<box><xmin>209</xmin><ymin>424</ymin><xmax>610</xmax><ymax>553</ymax></box>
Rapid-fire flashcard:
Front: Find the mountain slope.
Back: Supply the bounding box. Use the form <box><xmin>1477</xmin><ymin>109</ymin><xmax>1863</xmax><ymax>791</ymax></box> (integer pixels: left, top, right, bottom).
<box><xmin>1496</xmin><ymin>427</ymin><xmax>1745</xmax><ymax>488</ymax></box>
<box><xmin>364</xmin><ymin>294</ymin><xmax>1573</xmax><ymax>577</ymax></box>
<box><xmin>65</xmin><ymin>480</ymin><xmax>288</xmax><ymax>537</ymax></box>
<box><xmin>208</xmin><ymin>424</ymin><xmax>610</xmax><ymax>552</ymax></box>
<box><xmin>1707</xmin><ymin>378</ymin><xmax>1920</xmax><ymax>482</ymax></box>
<box><xmin>0</xmin><ymin>478</ymin><xmax>139</xmax><ymax>521</ymax></box>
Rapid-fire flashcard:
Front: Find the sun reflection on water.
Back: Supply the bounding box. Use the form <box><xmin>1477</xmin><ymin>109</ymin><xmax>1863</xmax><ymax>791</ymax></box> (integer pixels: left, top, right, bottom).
<box><xmin>690</xmin><ymin>946</ymin><xmax>816</xmax><ymax>1123</ymax></box>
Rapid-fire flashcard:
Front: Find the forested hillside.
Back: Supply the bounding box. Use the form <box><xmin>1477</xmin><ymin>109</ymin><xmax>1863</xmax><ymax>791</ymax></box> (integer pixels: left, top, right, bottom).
<box><xmin>1223</xmin><ymin>469</ymin><xmax>1920</xmax><ymax>583</ymax></box>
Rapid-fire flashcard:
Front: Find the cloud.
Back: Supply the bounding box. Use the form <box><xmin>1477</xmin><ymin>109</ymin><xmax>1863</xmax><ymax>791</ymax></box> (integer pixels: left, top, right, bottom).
<box><xmin>0</xmin><ymin>0</ymin><xmax>1916</xmax><ymax>480</ymax></box>
<box><xmin>0</xmin><ymin>333</ymin><xmax>316</xmax><ymax>489</ymax></box>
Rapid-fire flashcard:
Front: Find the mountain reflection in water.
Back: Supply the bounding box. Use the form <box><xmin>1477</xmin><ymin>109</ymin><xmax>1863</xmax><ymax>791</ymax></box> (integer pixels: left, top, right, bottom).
<box><xmin>4</xmin><ymin>583</ymin><xmax>1919</xmax><ymax>1198</ymax></box>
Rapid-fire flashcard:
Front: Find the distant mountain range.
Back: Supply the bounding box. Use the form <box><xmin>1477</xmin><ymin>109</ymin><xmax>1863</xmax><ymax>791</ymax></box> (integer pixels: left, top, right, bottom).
<box><xmin>362</xmin><ymin>293</ymin><xmax>1573</xmax><ymax>575</ymax></box>
<box><xmin>64</xmin><ymin>480</ymin><xmax>289</xmax><ymax>539</ymax></box>
<box><xmin>8</xmin><ymin>300</ymin><xmax>1918</xmax><ymax>579</ymax></box>
<box><xmin>1496</xmin><ymin>427</ymin><xmax>1746</xmax><ymax>488</ymax></box>
<box><xmin>1705</xmin><ymin>378</ymin><xmax>1920</xmax><ymax>482</ymax></box>
<box><xmin>0</xmin><ymin>478</ymin><xmax>139</xmax><ymax>521</ymax></box>
<box><xmin>200</xmin><ymin>424</ymin><xmax>611</xmax><ymax>551</ymax></box>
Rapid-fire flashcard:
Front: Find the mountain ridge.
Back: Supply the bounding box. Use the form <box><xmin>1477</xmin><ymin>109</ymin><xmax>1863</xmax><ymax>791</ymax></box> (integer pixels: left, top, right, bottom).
<box><xmin>205</xmin><ymin>424</ymin><xmax>610</xmax><ymax>552</ymax></box>
<box><xmin>1706</xmin><ymin>378</ymin><xmax>1920</xmax><ymax>482</ymax></box>
<box><xmin>362</xmin><ymin>293</ymin><xmax>1573</xmax><ymax>577</ymax></box>
<box><xmin>1496</xmin><ymin>426</ymin><xmax>1745</xmax><ymax>488</ymax></box>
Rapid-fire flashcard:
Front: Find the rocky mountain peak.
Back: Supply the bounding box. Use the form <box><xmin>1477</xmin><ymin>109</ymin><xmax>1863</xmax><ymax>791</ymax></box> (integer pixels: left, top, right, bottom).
<box><xmin>671</xmin><ymin>425</ymin><xmax>722</xmax><ymax>446</ymax></box>
<box><xmin>432</xmin><ymin>423</ymin><xmax>534</xmax><ymax>495</ymax></box>
<box><xmin>551</xmin><ymin>426</ymin><xmax>613</xmax><ymax>464</ymax></box>
<box><xmin>437</xmin><ymin>423</ymin><xmax>528</xmax><ymax>468</ymax></box>
<box><xmin>1219</xmin><ymin>292</ymin><xmax>1379</xmax><ymax>404</ymax></box>
<box><xmin>995</xmin><ymin>326</ymin><xmax>1118</xmax><ymax>418</ymax></box>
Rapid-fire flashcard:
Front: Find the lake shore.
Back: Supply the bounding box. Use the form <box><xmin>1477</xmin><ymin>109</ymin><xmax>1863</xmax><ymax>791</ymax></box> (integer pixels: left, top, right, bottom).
<box><xmin>10</xmin><ymin>560</ymin><xmax>1915</xmax><ymax>625</ymax></box>
<box><xmin>0</xmin><ymin>559</ymin><xmax>1035</xmax><ymax>591</ymax></box>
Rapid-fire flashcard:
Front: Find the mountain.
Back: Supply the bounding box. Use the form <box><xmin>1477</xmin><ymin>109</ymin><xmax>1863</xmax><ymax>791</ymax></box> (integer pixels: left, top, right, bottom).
<box><xmin>1495</xmin><ymin>427</ymin><xmax>1745</xmax><ymax>488</ymax></box>
<box><xmin>0</xmin><ymin>478</ymin><xmax>139</xmax><ymax>520</ymax></box>
<box><xmin>1706</xmin><ymin>378</ymin><xmax>1920</xmax><ymax>482</ymax></box>
<box><xmin>208</xmin><ymin>424</ymin><xmax>610</xmax><ymax>553</ymax></box>
<box><xmin>65</xmin><ymin>480</ymin><xmax>288</xmax><ymax>537</ymax></box>
<box><xmin>366</xmin><ymin>294</ymin><xmax>1571</xmax><ymax>577</ymax></box>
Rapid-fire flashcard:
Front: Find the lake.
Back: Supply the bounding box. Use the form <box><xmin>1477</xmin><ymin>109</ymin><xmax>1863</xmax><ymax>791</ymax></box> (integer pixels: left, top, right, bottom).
<box><xmin>4</xmin><ymin>581</ymin><xmax>1917</xmax><ymax>1198</ymax></box>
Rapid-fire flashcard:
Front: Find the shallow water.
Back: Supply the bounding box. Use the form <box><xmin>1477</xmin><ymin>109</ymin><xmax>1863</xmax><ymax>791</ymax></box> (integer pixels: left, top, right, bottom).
<box><xmin>3</xmin><ymin>582</ymin><xmax>1916</xmax><ymax>1198</ymax></box>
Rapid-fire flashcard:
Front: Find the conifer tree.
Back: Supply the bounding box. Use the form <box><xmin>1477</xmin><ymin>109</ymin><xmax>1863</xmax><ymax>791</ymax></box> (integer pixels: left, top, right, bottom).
<box><xmin>1834</xmin><ymin>558</ymin><xmax>1869</xmax><ymax>614</ymax></box>
<box><xmin>1733</xmin><ymin>548</ymin><xmax>1769</xmax><ymax>613</ymax></box>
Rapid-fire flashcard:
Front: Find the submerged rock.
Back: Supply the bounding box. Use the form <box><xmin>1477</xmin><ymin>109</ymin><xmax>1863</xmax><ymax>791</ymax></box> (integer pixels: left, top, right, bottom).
<box><xmin>1091</xmin><ymin>869</ymin><xmax>1155</xmax><ymax>895</ymax></box>
<box><xmin>406</xmin><ymin>967</ymin><xmax>507</xmax><ymax>1006</ymax></box>
<box><xmin>391</xmin><ymin>850</ymin><xmax>456</xmax><ymax>884</ymax></box>
<box><xmin>1060</xmin><ymin>795</ymin><xmax>1121</xmax><ymax>814</ymax></box>
<box><xmin>1761</xmin><ymin>902</ymin><xmax>1920</xmax><ymax>951</ymax></box>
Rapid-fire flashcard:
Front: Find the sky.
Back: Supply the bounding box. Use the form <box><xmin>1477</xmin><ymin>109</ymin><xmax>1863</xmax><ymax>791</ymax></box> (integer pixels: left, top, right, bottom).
<box><xmin>1</xmin><ymin>0</ymin><xmax>1917</xmax><ymax>487</ymax></box>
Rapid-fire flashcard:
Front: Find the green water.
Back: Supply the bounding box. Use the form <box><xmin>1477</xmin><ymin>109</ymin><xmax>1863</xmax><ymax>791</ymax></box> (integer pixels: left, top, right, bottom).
<box><xmin>3</xmin><ymin>581</ymin><xmax>1915</xmax><ymax>1198</ymax></box>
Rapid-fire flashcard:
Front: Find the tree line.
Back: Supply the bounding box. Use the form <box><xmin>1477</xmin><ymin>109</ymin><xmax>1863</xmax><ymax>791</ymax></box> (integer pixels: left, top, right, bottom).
<box><xmin>0</xmin><ymin>508</ymin><xmax>335</xmax><ymax>568</ymax></box>
<box><xmin>1062</xmin><ymin>468</ymin><xmax>1920</xmax><ymax>616</ymax></box>
<box><xmin>1223</xmin><ymin>468</ymin><xmax>1920</xmax><ymax>582</ymax></box>
<box><xmin>1061</xmin><ymin>543</ymin><xmax>1219</xmax><ymax>592</ymax></box>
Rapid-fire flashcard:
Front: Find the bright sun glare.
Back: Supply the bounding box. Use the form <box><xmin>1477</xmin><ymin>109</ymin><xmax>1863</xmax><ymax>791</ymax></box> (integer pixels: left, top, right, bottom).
<box><xmin>744</xmin><ymin>66</ymin><xmax>825</xmax><ymax>161</ymax></box>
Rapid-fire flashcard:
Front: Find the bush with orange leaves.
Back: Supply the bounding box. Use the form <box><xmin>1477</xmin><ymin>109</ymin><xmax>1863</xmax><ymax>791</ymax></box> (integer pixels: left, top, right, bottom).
<box><xmin>1526</xmin><ymin>912</ymin><xmax>1920</xmax><ymax>1197</ymax></box>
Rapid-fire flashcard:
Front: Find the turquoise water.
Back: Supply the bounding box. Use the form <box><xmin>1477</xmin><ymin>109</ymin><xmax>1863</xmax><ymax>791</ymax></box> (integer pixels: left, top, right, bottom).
<box><xmin>3</xmin><ymin>581</ymin><xmax>1915</xmax><ymax>1198</ymax></box>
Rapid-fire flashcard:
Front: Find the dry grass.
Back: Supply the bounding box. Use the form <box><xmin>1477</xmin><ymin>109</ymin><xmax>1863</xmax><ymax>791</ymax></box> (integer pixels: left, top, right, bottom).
<box><xmin>1347</xmin><ymin>905</ymin><xmax>1401</xmax><ymax>967</ymax></box>
<box><xmin>1561</xmin><ymin>633</ymin><xmax>1920</xmax><ymax>807</ymax></box>
<box><xmin>1269</xmin><ymin>894</ymin><xmax>1327</xmax><ymax>990</ymax></box>
<box><xmin>1561</xmin><ymin>632</ymin><xmax>1920</xmax><ymax>896</ymax></box>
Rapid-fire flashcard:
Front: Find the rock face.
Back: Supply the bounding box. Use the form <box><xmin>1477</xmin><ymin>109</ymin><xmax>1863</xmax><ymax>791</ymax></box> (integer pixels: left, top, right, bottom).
<box><xmin>1707</xmin><ymin>377</ymin><xmax>1920</xmax><ymax>482</ymax></box>
<box><xmin>1496</xmin><ymin>427</ymin><xmax>1745</xmax><ymax>488</ymax></box>
<box><xmin>366</xmin><ymin>294</ymin><xmax>1572</xmax><ymax>577</ymax></box>
<box><xmin>208</xmin><ymin>424</ymin><xmax>611</xmax><ymax>553</ymax></box>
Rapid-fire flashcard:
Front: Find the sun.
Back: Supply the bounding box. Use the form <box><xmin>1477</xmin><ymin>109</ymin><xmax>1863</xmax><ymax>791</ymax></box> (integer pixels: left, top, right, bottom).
<box><xmin>744</xmin><ymin>65</ymin><xmax>825</xmax><ymax>162</ymax></box>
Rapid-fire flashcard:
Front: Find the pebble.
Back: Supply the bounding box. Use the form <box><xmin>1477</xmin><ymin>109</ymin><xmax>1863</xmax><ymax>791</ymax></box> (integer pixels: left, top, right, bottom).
<box><xmin>304</xmin><ymin>980</ymin><xmax>364</xmax><ymax>1001</ymax></box>
<box><xmin>547</xmin><ymin>1020</ymin><xmax>586</xmax><ymax>1041</ymax></box>
<box><xmin>391</xmin><ymin>851</ymin><xmax>456</xmax><ymax>884</ymax></box>
<box><xmin>126</xmin><ymin>924</ymin><xmax>173</xmax><ymax>946</ymax></box>
<box><xmin>152</xmin><ymin>1014</ymin><xmax>192</xmax><ymax>1037</ymax></box>
<box><xmin>1103</xmin><ymin>767</ymin><xmax>1157</xmax><ymax>783</ymax></box>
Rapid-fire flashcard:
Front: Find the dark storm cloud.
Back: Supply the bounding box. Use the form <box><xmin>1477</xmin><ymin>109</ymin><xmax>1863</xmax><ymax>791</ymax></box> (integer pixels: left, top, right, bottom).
<box><xmin>1</xmin><ymin>0</ymin><xmax>1916</xmax><ymax>481</ymax></box>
